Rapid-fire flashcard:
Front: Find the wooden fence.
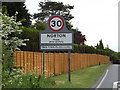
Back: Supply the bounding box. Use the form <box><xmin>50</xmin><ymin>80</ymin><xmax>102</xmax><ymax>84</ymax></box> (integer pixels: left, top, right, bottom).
<box><xmin>14</xmin><ymin>51</ymin><xmax>110</xmax><ymax>77</ymax></box>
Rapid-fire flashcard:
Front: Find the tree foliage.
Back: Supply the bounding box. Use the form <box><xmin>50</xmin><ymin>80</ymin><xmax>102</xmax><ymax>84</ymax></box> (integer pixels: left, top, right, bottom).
<box><xmin>2</xmin><ymin>2</ymin><xmax>32</xmax><ymax>27</ymax></box>
<box><xmin>1</xmin><ymin>11</ymin><xmax>28</xmax><ymax>71</ymax></box>
<box><xmin>96</xmin><ymin>40</ymin><xmax>104</xmax><ymax>50</ymax></box>
<box><xmin>33</xmin><ymin>1</ymin><xmax>86</xmax><ymax>44</ymax></box>
<box><xmin>34</xmin><ymin>1</ymin><xmax>74</xmax><ymax>30</ymax></box>
<box><xmin>34</xmin><ymin>1</ymin><xmax>74</xmax><ymax>22</ymax></box>
<box><xmin>1</xmin><ymin>12</ymin><xmax>28</xmax><ymax>51</ymax></box>
<box><xmin>32</xmin><ymin>21</ymin><xmax>46</xmax><ymax>31</ymax></box>
<box><xmin>74</xmin><ymin>31</ymin><xmax>86</xmax><ymax>45</ymax></box>
<box><xmin>18</xmin><ymin>27</ymin><xmax>42</xmax><ymax>52</ymax></box>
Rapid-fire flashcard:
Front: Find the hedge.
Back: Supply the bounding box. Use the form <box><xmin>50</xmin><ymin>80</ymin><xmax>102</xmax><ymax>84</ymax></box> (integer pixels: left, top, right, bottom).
<box><xmin>18</xmin><ymin>27</ymin><xmax>43</xmax><ymax>52</ymax></box>
<box><xmin>73</xmin><ymin>44</ymin><xmax>120</xmax><ymax>64</ymax></box>
<box><xmin>17</xmin><ymin>27</ymin><xmax>119</xmax><ymax>63</ymax></box>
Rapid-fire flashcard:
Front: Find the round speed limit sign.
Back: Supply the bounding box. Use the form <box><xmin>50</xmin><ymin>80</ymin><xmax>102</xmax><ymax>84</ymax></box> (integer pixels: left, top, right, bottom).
<box><xmin>48</xmin><ymin>16</ymin><xmax>64</xmax><ymax>31</ymax></box>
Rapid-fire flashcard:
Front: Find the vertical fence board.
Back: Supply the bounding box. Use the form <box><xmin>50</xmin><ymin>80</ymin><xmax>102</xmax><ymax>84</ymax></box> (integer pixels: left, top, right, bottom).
<box><xmin>33</xmin><ymin>52</ymin><xmax>37</xmax><ymax>73</ymax></box>
<box><xmin>71</xmin><ymin>53</ymin><xmax>74</xmax><ymax>71</ymax></box>
<box><xmin>14</xmin><ymin>51</ymin><xmax>17</xmax><ymax>66</ymax></box>
<box><xmin>23</xmin><ymin>51</ymin><xmax>27</xmax><ymax>73</ymax></box>
<box><xmin>49</xmin><ymin>53</ymin><xmax>54</xmax><ymax>77</ymax></box>
<box><xmin>76</xmin><ymin>53</ymin><xmax>79</xmax><ymax>70</ymax></box>
<box><xmin>16</xmin><ymin>51</ymin><xmax>21</xmax><ymax>67</ymax></box>
<box><xmin>84</xmin><ymin>54</ymin><xmax>87</xmax><ymax>68</ymax></box>
<box><xmin>48</xmin><ymin>53</ymin><xmax>50</xmax><ymax>77</ymax></box>
<box><xmin>59</xmin><ymin>53</ymin><xmax>62</xmax><ymax>74</ymax></box>
<box><xmin>75</xmin><ymin>53</ymin><xmax>79</xmax><ymax>70</ymax></box>
<box><xmin>83</xmin><ymin>54</ymin><xmax>85</xmax><ymax>68</ymax></box>
<box><xmin>20</xmin><ymin>51</ymin><xmax>24</xmax><ymax>69</ymax></box>
<box><xmin>64</xmin><ymin>53</ymin><xmax>68</xmax><ymax>72</ymax></box>
<box><xmin>54</xmin><ymin>53</ymin><xmax>59</xmax><ymax>75</ymax></box>
<box><xmin>79</xmin><ymin>54</ymin><xmax>82</xmax><ymax>69</ymax></box>
<box><xmin>73</xmin><ymin>53</ymin><xmax>76</xmax><ymax>70</ymax></box>
<box><xmin>77</xmin><ymin>54</ymin><xmax>80</xmax><ymax>69</ymax></box>
<box><xmin>39</xmin><ymin>53</ymin><xmax>42</xmax><ymax>74</ymax></box>
<box><xmin>80</xmin><ymin>54</ymin><xmax>83</xmax><ymax>68</ymax></box>
<box><xmin>33</xmin><ymin>52</ymin><xmax>36</xmax><ymax>73</ymax></box>
<box><xmin>44</xmin><ymin>53</ymin><xmax>48</xmax><ymax>77</ymax></box>
<box><xmin>61</xmin><ymin>53</ymin><xmax>64</xmax><ymax>73</ymax></box>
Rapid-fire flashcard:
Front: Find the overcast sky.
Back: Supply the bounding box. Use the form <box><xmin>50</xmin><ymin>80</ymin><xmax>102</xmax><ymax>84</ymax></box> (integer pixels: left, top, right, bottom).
<box><xmin>25</xmin><ymin>0</ymin><xmax>119</xmax><ymax>52</ymax></box>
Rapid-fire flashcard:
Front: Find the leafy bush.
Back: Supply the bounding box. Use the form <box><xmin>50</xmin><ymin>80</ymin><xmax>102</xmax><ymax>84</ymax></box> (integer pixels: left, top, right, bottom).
<box><xmin>110</xmin><ymin>52</ymin><xmax>120</xmax><ymax>64</ymax></box>
<box><xmin>18</xmin><ymin>27</ymin><xmax>43</xmax><ymax>52</ymax></box>
<box><xmin>2</xmin><ymin>69</ymin><xmax>55</xmax><ymax>88</ymax></box>
<box><xmin>2</xmin><ymin>43</ymin><xmax>13</xmax><ymax>71</ymax></box>
<box><xmin>1</xmin><ymin>12</ymin><xmax>28</xmax><ymax>72</ymax></box>
<box><xmin>1</xmin><ymin>12</ymin><xmax>28</xmax><ymax>51</ymax></box>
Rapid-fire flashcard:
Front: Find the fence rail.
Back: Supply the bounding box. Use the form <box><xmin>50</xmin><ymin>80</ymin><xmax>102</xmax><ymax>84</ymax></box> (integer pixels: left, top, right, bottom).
<box><xmin>14</xmin><ymin>51</ymin><xmax>110</xmax><ymax>77</ymax></box>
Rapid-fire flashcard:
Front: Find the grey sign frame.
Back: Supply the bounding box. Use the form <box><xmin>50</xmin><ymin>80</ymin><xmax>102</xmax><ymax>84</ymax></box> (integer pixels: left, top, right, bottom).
<box><xmin>40</xmin><ymin>15</ymin><xmax>74</xmax><ymax>51</ymax></box>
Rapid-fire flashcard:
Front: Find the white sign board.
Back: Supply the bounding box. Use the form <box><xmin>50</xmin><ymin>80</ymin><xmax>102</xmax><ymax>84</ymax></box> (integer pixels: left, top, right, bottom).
<box><xmin>41</xmin><ymin>45</ymin><xmax>72</xmax><ymax>50</ymax></box>
<box><xmin>41</xmin><ymin>33</ymin><xmax>72</xmax><ymax>44</ymax></box>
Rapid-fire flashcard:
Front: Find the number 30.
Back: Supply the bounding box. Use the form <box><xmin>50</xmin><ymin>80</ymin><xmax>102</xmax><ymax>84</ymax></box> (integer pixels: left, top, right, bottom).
<box><xmin>51</xmin><ymin>20</ymin><xmax>62</xmax><ymax>27</ymax></box>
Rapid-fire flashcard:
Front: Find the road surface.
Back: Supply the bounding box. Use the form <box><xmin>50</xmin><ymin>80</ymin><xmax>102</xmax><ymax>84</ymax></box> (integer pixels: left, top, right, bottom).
<box><xmin>93</xmin><ymin>64</ymin><xmax>120</xmax><ymax>88</ymax></box>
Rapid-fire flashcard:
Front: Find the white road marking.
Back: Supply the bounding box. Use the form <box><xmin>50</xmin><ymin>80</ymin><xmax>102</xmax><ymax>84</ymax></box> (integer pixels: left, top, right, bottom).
<box><xmin>96</xmin><ymin>69</ymin><xmax>109</xmax><ymax>88</ymax></box>
<box><xmin>113</xmin><ymin>81</ymin><xmax>119</xmax><ymax>88</ymax></box>
<box><xmin>113</xmin><ymin>81</ymin><xmax>120</xmax><ymax>89</ymax></box>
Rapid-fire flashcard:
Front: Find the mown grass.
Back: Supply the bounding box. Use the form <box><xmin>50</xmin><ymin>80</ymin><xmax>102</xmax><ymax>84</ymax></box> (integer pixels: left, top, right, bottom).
<box><xmin>51</xmin><ymin>64</ymin><xmax>110</xmax><ymax>88</ymax></box>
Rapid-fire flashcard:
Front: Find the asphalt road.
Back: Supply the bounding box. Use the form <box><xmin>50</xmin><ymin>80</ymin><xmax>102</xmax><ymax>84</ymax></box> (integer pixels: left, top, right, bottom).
<box><xmin>93</xmin><ymin>64</ymin><xmax>120</xmax><ymax>88</ymax></box>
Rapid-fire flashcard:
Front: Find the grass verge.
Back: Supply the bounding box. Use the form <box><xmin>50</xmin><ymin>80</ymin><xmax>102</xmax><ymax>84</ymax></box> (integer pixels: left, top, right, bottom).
<box><xmin>51</xmin><ymin>64</ymin><xmax>110</xmax><ymax>88</ymax></box>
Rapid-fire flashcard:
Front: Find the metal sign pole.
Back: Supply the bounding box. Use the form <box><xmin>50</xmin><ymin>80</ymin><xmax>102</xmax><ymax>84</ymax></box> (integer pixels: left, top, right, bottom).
<box><xmin>68</xmin><ymin>50</ymin><xmax>71</xmax><ymax>82</ymax></box>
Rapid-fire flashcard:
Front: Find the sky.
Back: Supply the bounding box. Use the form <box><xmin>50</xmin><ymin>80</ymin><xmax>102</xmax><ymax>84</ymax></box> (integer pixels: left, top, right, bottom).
<box><xmin>25</xmin><ymin>0</ymin><xmax>119</xmax><ymax>52</ymax></box>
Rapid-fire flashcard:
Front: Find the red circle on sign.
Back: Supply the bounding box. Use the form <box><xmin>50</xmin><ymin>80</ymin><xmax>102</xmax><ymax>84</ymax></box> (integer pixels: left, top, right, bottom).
<box><xmin>48</xmin><ymin>16</ymin><xmax>64</xmax><ymax>31</ymax></box>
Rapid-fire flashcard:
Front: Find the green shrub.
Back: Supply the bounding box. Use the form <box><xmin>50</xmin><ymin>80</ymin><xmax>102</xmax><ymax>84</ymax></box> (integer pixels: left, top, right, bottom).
<box><xmin>2</xmin><ymin>42</ymin><xmax>14</xmax><ymax>71</ymax></box>
<box><xmin>2</xmin><ymin>69</ymin><xmax>55</xmax><ymax>88</ymax></box>
<box><xmin>18</xmin><ymin>27</ymin><xmax>43</xmax><ymax>52</ymax></box>
<box><xmin>73</xmin><ymin>44</ymin><xmax>120</xmax><ymax>63</ymax></box>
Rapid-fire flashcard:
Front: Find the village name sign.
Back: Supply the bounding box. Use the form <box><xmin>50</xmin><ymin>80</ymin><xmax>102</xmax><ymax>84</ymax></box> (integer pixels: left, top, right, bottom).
<box><xmin>40</xmin><ymin>15</ymin><xmax>73</xmax><ymax>50</ymax></box>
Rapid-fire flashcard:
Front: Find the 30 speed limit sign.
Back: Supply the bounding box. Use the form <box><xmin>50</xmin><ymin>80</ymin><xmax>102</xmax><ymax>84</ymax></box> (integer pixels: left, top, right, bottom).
<box><xmin>48</xmin><ymin>16</ymin><xmax>64</xmax><ymax>31</ymax></box>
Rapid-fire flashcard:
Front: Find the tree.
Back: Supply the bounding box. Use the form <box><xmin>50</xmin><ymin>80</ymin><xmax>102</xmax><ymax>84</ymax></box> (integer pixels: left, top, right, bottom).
<box><xmin>2</xmin><ymin>2</ymin><xmax>32</xmax><ymax>27</ymax></box>
<box><xmin>96</xmin><ymin>40</ymin><xmax>104</xmax><ymax>50</ymax></box>
<box><xmin>33</xmin><ymin>1</ymin><xmax>87</xmax><ymax>44</ymax></box>
<box><xmin>1</xmin><ymin>11</ymin><xmax>28</xmax><ymax>71</ymax></box>
<box><xmin>1</xmin><ymin>12</ymin><xmax>28</xmax><ymax>51</ymax></box>
<box><xmin>118</xmin><ymin>52</ymin><xmax>120</xmax><ymax>63</ymax></box>
<box><xmin>34</xmin><ymin>1</ymin><xmax>74</xmax><ymax>30</ymax></box>
<box><xmin>106</xmin><ymin>44</ymin><xmax>109</xmax><ymax>49</ymax></box>
<box><xmin>32</xmin><ymin>21</ymin><xmax>46</xmax><ymax>31</ymax></box>
<box><xmin>74</xmin><ymin>31</ymin><xmax>86</xmax><ymax>45</ymax></box>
